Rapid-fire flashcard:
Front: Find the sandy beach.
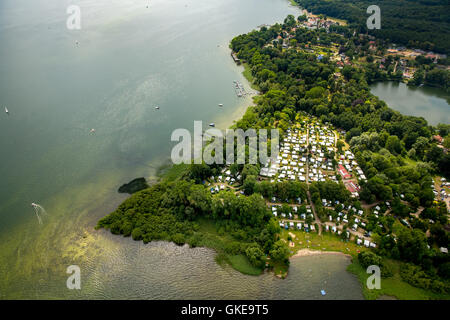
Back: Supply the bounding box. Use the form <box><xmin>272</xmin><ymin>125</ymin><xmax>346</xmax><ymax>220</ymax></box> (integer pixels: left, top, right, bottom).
<box><xmin>291</xmin><ymin>248</ymin><xmax>351</xmax><ymax>259</ymax></box>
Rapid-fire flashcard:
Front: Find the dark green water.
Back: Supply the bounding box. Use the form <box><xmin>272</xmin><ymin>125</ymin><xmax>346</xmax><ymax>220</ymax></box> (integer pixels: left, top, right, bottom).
<box><xmin>0</xmin><ymin>0</ymin><xmax>363</xmax><ymax>299</ymax></box>
<box><xmin>370</xmin><ymin>81</ymin><xmax>450</xmax><ymax>125</ymax></box>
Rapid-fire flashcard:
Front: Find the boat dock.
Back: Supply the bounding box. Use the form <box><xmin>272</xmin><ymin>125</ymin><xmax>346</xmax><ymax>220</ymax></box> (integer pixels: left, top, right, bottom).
<box><xmin>231</xmin><ymin>52</ymin><xmax>241</xmax><ymax>65</ymax></box>
<box><xmin>233</xmin><ymin>80</ymin><xmax>257</xmax><ymax>98</ymax></box>
<box><xmin>233</xmin><ymin>80</ymin><xmax>246</xmax><ymax>97</ymax></box>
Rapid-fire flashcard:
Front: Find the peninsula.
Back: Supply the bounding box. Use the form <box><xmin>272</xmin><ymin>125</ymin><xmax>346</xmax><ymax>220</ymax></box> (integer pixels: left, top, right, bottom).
<box><xmin>97</xmin><ymin>13</ymin><xmax>450</xmax><ymax>300</ymax></box>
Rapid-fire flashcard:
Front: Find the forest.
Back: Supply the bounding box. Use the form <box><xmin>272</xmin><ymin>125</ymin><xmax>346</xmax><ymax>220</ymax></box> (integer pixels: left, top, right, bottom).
<box><xmin>96</xmin><ymin>177</ymin><xmax>289</xmax><ymax>273</ymax></box>
<box><xmin>294</xmin><ymin>0</ymin><xmax>450</xmax><ymax>54</ymax></box>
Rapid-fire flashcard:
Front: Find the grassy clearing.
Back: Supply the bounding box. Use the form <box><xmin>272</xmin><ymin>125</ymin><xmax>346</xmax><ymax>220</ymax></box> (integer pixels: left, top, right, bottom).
<box><xmin>329</xmin><ymin>17</ymin><xmax>347</xmax><ymax>26</ymax></box>
<box><xmin>228</xmin><ymin>254</ymin><xmax>263</xmax><ymax>275</ymax></box>
<box><xmin>402</xmin><ymin>157</ymin><xmax>418</xmax><ymax>167</ymax></box>
<box><xmin>274</xmin><ymin>229</ymin><xmax>367</xmax><ymax>279</ymax></box>
<box><xmin>194</xmin><ymin>218</ymin><xmax>264</xmax><ymax>276</ymax></box>
<box><xmin>280</xmin><ymin>229</ymin><xmax>368</xmax><ymax>257</ymax></box>
<box><xmin>159</xmin><ymin>164</ymin><xmax>190</xmax><ymax>182</ymax></box>
<box><xmin>242</xmin><ymin>63</ymin><xmax>260</xmax><ymax>91</ymax></box>
<box><xmin>347</xmin><ymin>257</ymin><xmax>448</xmax><ymax>300</ymax></box>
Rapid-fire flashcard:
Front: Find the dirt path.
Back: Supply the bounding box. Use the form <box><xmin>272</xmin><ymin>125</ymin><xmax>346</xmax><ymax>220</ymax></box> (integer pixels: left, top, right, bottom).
<box><xmin>307</xmin><ymin>190</ymin><xmax>322</xmax><ymax>235</ymax></box>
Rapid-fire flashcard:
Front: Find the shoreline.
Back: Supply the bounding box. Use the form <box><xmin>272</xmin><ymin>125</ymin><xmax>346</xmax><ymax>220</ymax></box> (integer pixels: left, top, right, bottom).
<box><xmin>291</xmin><ymin>248</ymin><xmax>351</xmax><ymax>259</ymax></box>
<box><xmin>213</xmin><ymin>62</ymin><xmax>259</xmax><ymax>130</ymax></box>
<box><xmin>288</xmin><ymin>0</ymin><xmax>347</xmax><ymax>26</ymax></box>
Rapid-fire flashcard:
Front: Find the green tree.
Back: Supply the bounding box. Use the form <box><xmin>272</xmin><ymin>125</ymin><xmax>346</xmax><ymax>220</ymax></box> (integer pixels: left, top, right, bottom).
<box><xmin>397</xmin><ymin>227</ymin><xmax>428</xmax><ymax>265</ymax></box>
<box><xmin>243</xmin><ymin>175</ymin><xmax>257</xmax><ymax>195</ymax></box>
<box><xmin>245</xmin><ymin>244</ymin><xmax>266</xmax><ymax>268</ymax></box>
<box><xmin>269</xmin><ymin>240</ymin><xmax>290</xmax><ymax>263</ymax></box>
<box><xmin>385</xmin><ymin>135</ymin><xmax>403</xmax><ymax>155</ymax></box>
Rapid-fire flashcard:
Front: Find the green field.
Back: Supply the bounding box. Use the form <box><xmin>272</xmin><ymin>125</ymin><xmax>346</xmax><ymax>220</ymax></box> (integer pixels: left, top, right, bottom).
<box><xmin>242</xmin><ymin>63</ymin><xmax>260</xmax><ymax>91</ymax></box>
<box><xmin>194</xmin><ymin>218</ymin><xmax>264</xmax><ymax>276</ymax></box>
<box><xmin>280</xmin><ymin>229</ymin><xmax>367</xmax><ymax>256</ymax></box>
<box><xmin>228</xmin><ymin>254</ymin><xmax>263</xmax><ymax>275</ymax></box>
<box><xmin>347</xmin><ymin>257</ymin><xmax>449</xmax><ymax>300</ymax></box>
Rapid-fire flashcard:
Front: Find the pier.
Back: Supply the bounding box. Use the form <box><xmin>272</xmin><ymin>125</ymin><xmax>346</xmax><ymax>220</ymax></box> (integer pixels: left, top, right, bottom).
<box><xmin>233</xmin><ymin>80</ymin><xmax>246</xmax><ymax>97</ymax></box>
<box><xmin>233</xmin><ymin>80</ymin><xmax>257</xmax><ymax>98</ymax></box>
<box><xmin>231</xmin><ymin>52</ymin><xmax>241</xmax><ymax>65</ymax></box>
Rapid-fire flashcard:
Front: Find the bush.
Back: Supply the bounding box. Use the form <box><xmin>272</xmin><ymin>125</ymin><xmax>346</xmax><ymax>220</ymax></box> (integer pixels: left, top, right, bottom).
<box><xmin>358</xmin><ymin>251</ymin><xmax>382</xmax><ymax>269</ymax></box>
<box><xmin>381</xmin><ymin>262</ymin><xmax>394</xmax><ymax>278</ymax></box>
<box><xmin>269</xmin><ymin>240</ymin><xmax>290</xmax><ymax>263</ymax></box>
<box><xmin>245</xmin><ymin>244</ymin><xmax>265</xmax><ymax>268</ymax></box>
<box><xmin>438</xmin><ymin>262</ymin><xmax>450</xmax><ymax>280</ymax></box>
<box><xmin>224</xmin><ymin>241</ymin><xmax>242</xmax><ymax>255</ymax></box>
<box><xmin>171</xmin><ymin>233</ymin><xmax>186</xmax><ymax>245</ymax></box>
<box><xmin>131</xmin><ymin>227</ymin><xmax>143</xmax><ymax>241</ymax></box>
<box><xmin>400</xmin><ymin>263</ymin><xmax>450</xmax><ymax>294</ymax></box>
<box><xmin>187</xmin><ymin>234</ymin><xmax>202</xmax><ymax>248</ymax></box>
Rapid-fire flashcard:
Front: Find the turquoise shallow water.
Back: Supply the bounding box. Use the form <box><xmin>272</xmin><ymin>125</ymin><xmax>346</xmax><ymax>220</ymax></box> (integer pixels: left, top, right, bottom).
<box><xmin>0</xmin><ymin>0</ymin><xmax>363</xmax><ymax>299</ymax></box>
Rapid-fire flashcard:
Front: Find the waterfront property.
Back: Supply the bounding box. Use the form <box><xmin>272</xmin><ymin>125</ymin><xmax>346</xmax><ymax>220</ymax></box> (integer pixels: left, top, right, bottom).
<box><xmin>231</xmin><ymin>52</ymin><xmax>241</xmax><ymax>65</ymax></box>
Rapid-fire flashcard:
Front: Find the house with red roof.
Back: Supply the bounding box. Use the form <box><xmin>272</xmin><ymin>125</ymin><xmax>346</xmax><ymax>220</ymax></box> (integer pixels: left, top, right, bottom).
<box><xmin>338</xmin><ymin>164</ymin><xmax>351</xmax><ymax>179</ymax></box>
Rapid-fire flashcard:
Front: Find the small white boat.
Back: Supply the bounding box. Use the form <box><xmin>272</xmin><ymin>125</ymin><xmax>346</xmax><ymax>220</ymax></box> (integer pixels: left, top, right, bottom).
<box><xmin>155</xmin><ymin>106</ymin><xmax>160</xmax><ymax>110</ymax></box>
<box><xmin>218</xmin><ymin>103</ymin><xmax>223</xmax><ymax>107</ymax></box>
<box><xmin>209</xmin><ymin>123</ymin><xmax>215</xmax><ymax>127</ymax></box>
<box><xmin>90</xmin><ymin>129</ymin><xmax>96</xmax><ymax>133</ymax></box>
<box><xmin>5</xmin><ymin>107</ymin><xmax>9</xmax><ymax>114</ymax></box>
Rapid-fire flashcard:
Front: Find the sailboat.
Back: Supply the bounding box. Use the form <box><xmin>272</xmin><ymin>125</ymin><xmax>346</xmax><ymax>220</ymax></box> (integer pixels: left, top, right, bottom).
<box><xmin>5</xmin><ymin>107</ymin><xmax>9</xmax><ymax>114</ymax></box>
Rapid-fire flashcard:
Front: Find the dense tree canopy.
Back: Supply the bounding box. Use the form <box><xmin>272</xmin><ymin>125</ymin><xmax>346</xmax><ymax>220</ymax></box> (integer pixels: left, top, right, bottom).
<box><xmin>294</xmin><ymin>0</ymin><xmax>450</xmax><ymax>54</ymax></box>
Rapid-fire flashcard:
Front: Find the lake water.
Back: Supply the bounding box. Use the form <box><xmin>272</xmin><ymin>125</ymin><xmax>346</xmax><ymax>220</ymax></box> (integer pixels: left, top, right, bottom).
<box><xmin>0</xmin><ymin>0</ymin><xmax>363</xmax><ymax>299</ymax></box>
<box><xmin>370</xmin><ymin>81</ymin><xmax>450</xmax><ymax>125</ymax></box>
